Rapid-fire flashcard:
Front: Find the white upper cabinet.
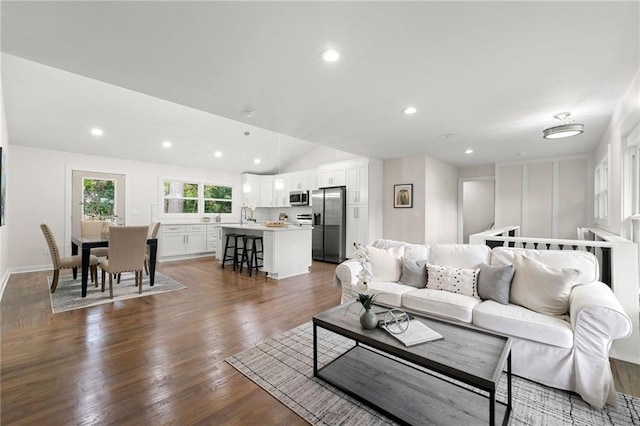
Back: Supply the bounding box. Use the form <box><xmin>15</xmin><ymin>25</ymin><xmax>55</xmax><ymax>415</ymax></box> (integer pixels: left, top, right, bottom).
<box><xmin>318</xmin><ymin>163</ymin><xmax>347</xmax><ymax>187</ymax></box>
<box><xmin>289</xmin><ymin>171</ymin><xmax>310</xmax><ymax>191</ymax></box>
<box><xmin>272</xmin><ymin>175</ymin><xmax>290</xmax><ymax>207</ymax></box>
<box><xmin>241</xmin><ymin>173</ymin><xmax>262</xmax><ymax>206</ymax></box>
<box><xmin>260</xmin><ymin>175</ymin><xmax>274</xmax><ymax>207</ymax></box>
<box><xmin>346</xmin><ymin>160</ymin><xmax>369</xmax><ymax>205</ymax></box>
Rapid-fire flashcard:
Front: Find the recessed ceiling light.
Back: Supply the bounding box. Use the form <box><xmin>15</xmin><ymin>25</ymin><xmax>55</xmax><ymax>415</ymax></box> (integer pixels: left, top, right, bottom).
<box><xmin>254</xmin><ymin>158</ymin><xmax>261</xmax><ymax>164</ymax></box>
<box><xmin>517</xmin><ymin>152</ymin><xmax>527</xmax><ymax>157</ymax></box>
<box><xmin>244</xmin><ymin>131</ymin><xmax>251</xmax><ymax>136</ymax></box>
<box><xmin>403</xmin><ymin>106</ymin><xmax>417</xmax><ymax>115</ymax></box>
<box><xmin>464</xmin><ymin>149</ymin><xmax>474</xmax><ymax>154</ymax></box>
<box><xmin>162</xmin><ymin>141</ymin><xmax>172</xmax><ymax>148</ymax></box>
<box><xmin>320</xmin><ymin>49</ymin><xmax>340</xmax><ymax>62</ymax></box>
<box><xmin>214</xmin><ymin>151</ymin><xmax>222</xmax><ymax>158</ymax></box>
<box><xmin>90</xmin><ymin>128</ymin><xmax>103</xmax><ymax>136</ymax></box>
<box><xmin>439</xmin><ymin>133</ymin><xmax>454</xmax><ymax>139</ymax></box>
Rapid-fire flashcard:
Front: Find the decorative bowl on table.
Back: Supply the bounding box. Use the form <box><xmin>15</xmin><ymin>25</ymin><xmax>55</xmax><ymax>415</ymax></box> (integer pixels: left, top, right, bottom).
<box><xmin>202</xmin><ymin>217</ymin><xmax>212</xmax><ymax>223</ymax></box>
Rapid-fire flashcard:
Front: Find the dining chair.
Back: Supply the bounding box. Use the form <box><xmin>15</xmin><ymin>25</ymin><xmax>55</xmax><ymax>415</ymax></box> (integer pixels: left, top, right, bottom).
<box><xmin>80</xmin><ymin>221</ymin><xmax>110</xmax><ymax>258</ymax></box>
<box><xmin>40</xmin><ymin>223</ymin><xmax>99</xmax><ymax>293</ymax></box>
<box><xmin>99</xmin><ymin>226</ymin><xmax>148</xmax><ymax>299</ymax></box>
<box><xmin>144</xmin><ymin>222</ymin><xmax>161</xmax><ymax>275</ymax></box>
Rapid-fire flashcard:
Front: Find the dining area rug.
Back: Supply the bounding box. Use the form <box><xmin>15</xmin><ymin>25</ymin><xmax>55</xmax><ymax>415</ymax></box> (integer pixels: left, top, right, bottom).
<box><xmin>226</xmin><ymin>322</ymin><xmax>640</xmax><ymax>425</ymax></box>
<box><xmin>49</xmin><ymin>272</ymin><xmax>186</xmax><ymax>313</ymax></box>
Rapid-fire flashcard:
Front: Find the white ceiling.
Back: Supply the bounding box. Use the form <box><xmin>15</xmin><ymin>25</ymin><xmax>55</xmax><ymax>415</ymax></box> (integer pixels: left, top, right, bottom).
<box><xmin>1</xmin><ymin>1</ymin><xmax>639</xmax><ymax>172</ymax></box>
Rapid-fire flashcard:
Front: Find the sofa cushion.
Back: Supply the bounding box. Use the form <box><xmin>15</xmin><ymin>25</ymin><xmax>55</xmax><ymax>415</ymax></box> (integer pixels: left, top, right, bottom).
<box><xmin>426</xmin><ymin>264</ymin><xmax>479</xmax><ymax>297</ymax></box>
<box><xmin>404</xmin><ymin>244</ymin><xmax>429</xmax><ymax>261</ymax></box>
<box><xmin>399</xmin><ymin>257</ymin><xmax>430</xmax><ymax>288</ymax></box>
<box><xmin>430</xmin><ymin>244</ymin><xmax>491</xmax><ymax>268</ymax></box>
<box><xmin>473</xmin><ymin>300</ymin><xmax>574</xmax><ymax>348</ymax></box>
<box><xmin>477</xmin><ymin>263</ymin><xmax>514</xmax><ymax>305</ymax></box>
<box><xmin>367</xmin><ymin>245</ymin><xmax>404</xmax><ymax>282</ymax></box>
<box><xmin>490</xmin><ymin>247</ymin><xmax>598</xmax><ymax>284</ymax></box>
<box><xmin>402</xmin><ymin>288</ymin><xmax>481</xmax><ymax>323</ymax></box>
<box><xmin>511</xmin><ymin>254</ymin><xmax>579</xmax><ymax>317</ymax></box>
<box><xmin>368</xmin><ymin>281</ymin><xmax>415</xmax><ymax>307</ymax></box>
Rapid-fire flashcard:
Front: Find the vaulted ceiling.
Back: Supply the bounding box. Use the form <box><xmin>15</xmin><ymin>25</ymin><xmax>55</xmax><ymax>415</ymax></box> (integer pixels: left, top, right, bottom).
<box><xmin>2</xmin><ymin>1</ymin><xmax>638</xmax><ymax>173</ymax></box>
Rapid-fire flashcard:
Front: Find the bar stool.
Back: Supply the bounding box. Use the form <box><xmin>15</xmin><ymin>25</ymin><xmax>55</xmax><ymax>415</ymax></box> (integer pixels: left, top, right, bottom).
<box><xmin>240</xmin><ymin>235</ymin><xmax>264</xmax><ymax>277</ymax></box>
<box><xmin>222</xmin><ymin>233</ymin><xmax>246</xmax><ymax>271</ymax></box>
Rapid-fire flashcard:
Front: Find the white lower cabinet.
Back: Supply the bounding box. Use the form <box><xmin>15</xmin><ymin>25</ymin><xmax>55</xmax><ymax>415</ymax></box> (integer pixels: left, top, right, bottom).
<box><xmin>206</xmin><ymin>224</ymin><xmax>219</xmax><ymax>254</ymax></box>
<box><xmin>160</xmin><ymin>224</ymin><xmax>207</xmax><ymax>258</ymax></box>
<box><xmin>346</xmin><ymin>205</ymin><xmax>369</xmax><ymax>258</ymax></box>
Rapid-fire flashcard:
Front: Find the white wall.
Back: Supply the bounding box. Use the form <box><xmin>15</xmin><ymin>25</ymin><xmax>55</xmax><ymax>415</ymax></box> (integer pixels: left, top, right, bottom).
<box><xmin>462</xmin><ymin>180</ymin><xmax>494</xmax><ymax>243</ymax></box>
<box><xmin>424</xmin><ymin>156</ymin><xmax>458</xmax><ymax>244</ymax></box>
<box><xmin>283</xmin><ymin>145</ymin><xmax>360</xmax><ymax>173</ymax></box>
<box><xmin>383</xmin><ymin>157</ymin><xmax>425</xmax><ymax>243</ymax></box>
<box><xmin>594</xmin><ymin>68</ymin><xmax>640</xmax><ymax>235</ymax></box>
<box><xmin>8</xmin><ymin>146</ymin><xmax>240</xmax><ymax>271</ymax></box>
<box><xmin>495</xmin><ymin>156</ymin><xmax>590</xmax><ymax>239</ymax></box>
<box><xmin>383</xmin><ymin>155</ymin><xmax>458</xmax><ymax>244</ymax></box>
<box><xmin>0</xmin><ymin>32</ymin><xmax>9</xmax><ymax>295</ymax></box>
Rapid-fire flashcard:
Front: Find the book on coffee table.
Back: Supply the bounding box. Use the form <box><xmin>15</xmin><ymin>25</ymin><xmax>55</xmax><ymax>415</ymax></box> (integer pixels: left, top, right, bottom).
<box><xmin>382</xmin><ymin>319</ymin><xmax>444</xmax><ymax>347</ymax></box>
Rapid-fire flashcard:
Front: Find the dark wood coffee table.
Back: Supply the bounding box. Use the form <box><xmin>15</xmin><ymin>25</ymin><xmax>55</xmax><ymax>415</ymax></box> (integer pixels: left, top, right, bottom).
<box><xmin>313</xmin><ymin>304</ymin><xmax>512</xmax><ymax>426</ymax></box>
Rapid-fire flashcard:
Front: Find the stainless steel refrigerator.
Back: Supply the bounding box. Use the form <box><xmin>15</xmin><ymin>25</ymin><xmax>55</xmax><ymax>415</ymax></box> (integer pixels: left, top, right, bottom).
<box><xmin>312</xmin><ymin>186</ymin><xmax>347</xmax><ymax>263</ymax></box>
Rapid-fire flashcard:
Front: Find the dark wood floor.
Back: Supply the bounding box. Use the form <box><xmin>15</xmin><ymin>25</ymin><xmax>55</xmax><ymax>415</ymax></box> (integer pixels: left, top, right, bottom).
<box><xmin>2</xmin><ymin>258</ymin><xmax>638</xmax><ymax>425</ymax></box>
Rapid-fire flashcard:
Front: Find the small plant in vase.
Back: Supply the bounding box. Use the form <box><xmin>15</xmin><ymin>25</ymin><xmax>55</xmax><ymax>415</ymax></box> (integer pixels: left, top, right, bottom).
<box><xmin>347</xmin><ymin>243</ymin><xmax>379</xmax><ymax>329</ymax></box>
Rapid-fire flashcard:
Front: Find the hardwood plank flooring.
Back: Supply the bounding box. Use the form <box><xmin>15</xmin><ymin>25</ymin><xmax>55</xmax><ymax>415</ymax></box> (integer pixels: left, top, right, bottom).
<box><xmin>1</xmin><ymin>258</ymin><xmax>638</xmax><ymax>425</ymax></box>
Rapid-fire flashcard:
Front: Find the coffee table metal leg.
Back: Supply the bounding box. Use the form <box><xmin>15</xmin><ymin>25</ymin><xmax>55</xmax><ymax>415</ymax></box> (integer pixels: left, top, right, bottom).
<box><xmin>490</xmin><ymin>390</ymin><xmax>495</xmax><ymax>426</ymax></box>
<box><xmin>507</xmin><ymin>352</ymin><xmax>512</xmax><ymax>416</ymax></box>
<box><xmin>313</xmin><ymin>323</ymin><xmax>318</xmax><ymax>377</ymax></box>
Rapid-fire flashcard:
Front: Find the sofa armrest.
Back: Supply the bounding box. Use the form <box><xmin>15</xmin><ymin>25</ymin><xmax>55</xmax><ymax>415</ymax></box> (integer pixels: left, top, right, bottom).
<box><xmin>570</xmin><ymin>282</ymin><xmax>632</xmax><ymax>342</ymax></box>
<box><xmin>569</xmin><ymin>281</ymin><xmax>632</xmax><ymax>408</ymax></box>
<box><xmin>335</xmin><ymin>260</ymin><xmax>362</xmax><ymax>303</ymax></box>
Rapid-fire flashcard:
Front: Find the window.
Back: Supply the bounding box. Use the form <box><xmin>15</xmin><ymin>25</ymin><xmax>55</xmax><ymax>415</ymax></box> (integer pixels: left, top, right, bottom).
<box><xmin>204</xmin><ymin>184</ymin><xmax>232</xmax><ymax>214</ymax></box>
<box><xmin>83</xmin><ymin>178</ymin><xmax>116</xmax><ymax>220</ymax></box>
<box><xmin>594</xmin><ymin>152</ymin><xmax>609</xmax><ymax>223</ymax></box>
<box><xmin>161</xmin><ymin>179</ymin><xmax>234</xmax><ymax>215</ymax></box>
<box><xmin>163</xmin><ymin>181</ymin><xmax>199</xmax><ymax>214</ymax></box>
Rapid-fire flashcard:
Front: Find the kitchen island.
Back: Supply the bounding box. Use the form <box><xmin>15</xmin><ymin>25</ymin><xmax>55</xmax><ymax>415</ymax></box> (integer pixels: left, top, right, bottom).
<box><xmin>218</xmin><ymin>224</ymin><xmax>312</xmax><ymax>279</ymax></box>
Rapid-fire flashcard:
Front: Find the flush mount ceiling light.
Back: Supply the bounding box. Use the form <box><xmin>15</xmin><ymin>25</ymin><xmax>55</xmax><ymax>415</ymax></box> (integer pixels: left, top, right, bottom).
<box><xmin>320</xmin><ymin>48</ymin><xmax>340</xmax><ymax>62</ymax></box>
<box><xmin>464</xmin><ymin>149</ymin><xmax>474</xmax><ymax>154</ymax></box>
<box><xmin>542</xmin><ymin>112</ymin><xmax>584</xmax><ymax>139</ymax></box>
<box><xmin>403</xmin><ymin>106</ymin><xmax>417</xmax><ymax>115</ymax></box>
<box><xmin>90</xmin><ymin>128</ymin><xmax>103</xmax><ymax>136</ymax></box>
<box><xmin>162</xmin><ymin>141</ymin><xmax>172</xmax><ymax>148</ymax></box>
<box><xmin>253</xmin><ymin>158</ymin><xmax>261</xmax><ymax>164</ymax></box>
<box><xmin>214</xmin><ymin>151</ymin><xmax>222</xmax><ymax>158</ymax></box>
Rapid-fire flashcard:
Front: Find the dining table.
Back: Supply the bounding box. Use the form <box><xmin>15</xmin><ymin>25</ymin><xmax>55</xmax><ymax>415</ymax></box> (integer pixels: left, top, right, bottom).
<box><xmin>71</xmin><ymin>235</ymin><xmax>158</xmax><ymax>297</ymax></box>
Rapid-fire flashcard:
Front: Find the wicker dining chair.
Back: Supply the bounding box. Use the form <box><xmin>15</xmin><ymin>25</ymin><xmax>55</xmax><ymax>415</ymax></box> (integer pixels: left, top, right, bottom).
<box><xmin>99</xmin><ymin>226</ymin><xmax>148</xmax><ymax>299</ymax></box>
<box><xmin>40</xmin><ymin>223</ymin><xmax>99</xmax><ymax>293</ymax></box>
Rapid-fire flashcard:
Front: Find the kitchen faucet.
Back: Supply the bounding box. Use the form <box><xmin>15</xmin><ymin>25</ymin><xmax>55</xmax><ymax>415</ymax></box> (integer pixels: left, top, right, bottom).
<box><xmin>240</xmin><ymin>207</ymin><xmax>248</xmax><ymax>225</ymax></box>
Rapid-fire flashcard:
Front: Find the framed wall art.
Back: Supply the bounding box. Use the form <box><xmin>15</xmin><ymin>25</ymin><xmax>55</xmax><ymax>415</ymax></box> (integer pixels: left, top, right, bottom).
<box><xmin>394</xmin><ymin>183</ymin><xmax>413</xmax><ymax>208</ymax></box>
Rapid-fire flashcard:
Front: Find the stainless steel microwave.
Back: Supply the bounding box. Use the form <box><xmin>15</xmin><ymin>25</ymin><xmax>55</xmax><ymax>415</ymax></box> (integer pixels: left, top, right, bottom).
<box><xmin>289</xmin><ymin>190</ymin><xmax>309</xmax><ymax>206</ymax></box>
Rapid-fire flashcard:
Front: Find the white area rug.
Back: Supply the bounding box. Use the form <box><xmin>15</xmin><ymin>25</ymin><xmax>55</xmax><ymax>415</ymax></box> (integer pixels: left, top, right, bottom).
<box><xmin>227</xmin><ymin>322</ymin><xmax>640</xmax><ymax>425</ymax></box>
<box><xmin>49</xmin><ymin>272</ymin><xmax>186</xmax><ymax>313</ymax></box>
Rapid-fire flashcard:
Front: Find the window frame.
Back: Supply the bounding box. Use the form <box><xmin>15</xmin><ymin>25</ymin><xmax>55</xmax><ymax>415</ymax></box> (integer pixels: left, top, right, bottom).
<box><xmin>160</xmin><ymin>178</ymin><xmax>235</xmax><ymax>218</ymax></box>
<box><xmin>594</xmin><ymin>149</ymin><xmax>610</xmax><ymax>225</ymax></box>
<box><xmin>203</xmin><ymin>183</ymin><xmax>233</xmax><ymax>215</ymax></box>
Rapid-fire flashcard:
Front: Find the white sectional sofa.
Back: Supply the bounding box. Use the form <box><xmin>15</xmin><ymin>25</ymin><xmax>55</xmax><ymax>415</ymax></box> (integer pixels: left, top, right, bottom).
<box><xmin>335</xmin><ymin>239</ymin><xmax>632</xmax><ymax>409</ymax></box>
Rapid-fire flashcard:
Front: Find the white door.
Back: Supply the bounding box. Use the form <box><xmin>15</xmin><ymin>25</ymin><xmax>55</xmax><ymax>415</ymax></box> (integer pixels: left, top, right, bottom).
<box><xmin>72</xmin><ymin>170</ymin><xmax>126</xmax><ymax>237</ymax></box>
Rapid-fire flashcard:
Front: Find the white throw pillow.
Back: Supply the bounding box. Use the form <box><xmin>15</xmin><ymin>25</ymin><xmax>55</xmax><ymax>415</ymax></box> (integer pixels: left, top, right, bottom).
<box><xmin>366</xmin><ymin>245</ymin><xmax>404</xmax><ymax>282</ymax></box>
<box><xmin>510</xmin><ymin>254</ymin><xmax>579</xmax><ymax>317</ymax></box>
<box><xmin>426</xmin><ymin>264</ymin><xmax>479</xmax><ymax>298</ymax></box>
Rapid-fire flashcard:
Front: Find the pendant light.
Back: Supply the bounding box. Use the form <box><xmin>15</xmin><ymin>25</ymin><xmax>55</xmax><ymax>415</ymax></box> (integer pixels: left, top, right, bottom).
<box><xmin>542</xmin><ymin>112</ymin><xmax>584</xmax><ymax>139</ymax></box>
<box><xmin>274</xmin><ymin>134</ymin><xmax>284</xmax><ymax>190</ymax></box>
